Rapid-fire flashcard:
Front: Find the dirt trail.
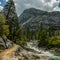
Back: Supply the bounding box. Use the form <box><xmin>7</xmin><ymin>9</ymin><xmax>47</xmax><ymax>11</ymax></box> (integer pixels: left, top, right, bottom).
<box><xmin>0</xmin><ymin>45</ymin><xmax>19</xmax><ymax>60</ymax></box>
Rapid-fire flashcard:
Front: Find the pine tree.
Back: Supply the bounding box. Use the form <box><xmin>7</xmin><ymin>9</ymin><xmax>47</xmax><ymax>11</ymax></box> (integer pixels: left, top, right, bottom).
<box><xmin>0</xmin><ymin>14</ymin><xmax>9</xmax><ymax>36</ymax></box>
<box><xmin>15</xmin><ymin>27</ymin><xmax>27</xmax><ymax>45</ymax></box>
<box><xmin>3</xmin><ymin>0</ymin><xmax>19</xmax><ymax>40</ymax></box>
<box><xmin>25</xmin><ymin>27</ymin><xmax>31</xmax><ymax>40</ymax></box>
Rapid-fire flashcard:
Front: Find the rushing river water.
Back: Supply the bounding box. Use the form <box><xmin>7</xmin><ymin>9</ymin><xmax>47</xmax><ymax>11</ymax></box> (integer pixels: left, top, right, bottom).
<box><xmin>27</xmin><ymin>42</ymin><xmax>60</xmax><ymax>60</ymax></box>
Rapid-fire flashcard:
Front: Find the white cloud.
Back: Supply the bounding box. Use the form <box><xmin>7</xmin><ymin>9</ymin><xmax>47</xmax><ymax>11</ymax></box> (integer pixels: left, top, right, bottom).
<box><xmin>0</xmin><ymin>6</ymin><xmax>3</xmax><ymax>11</ymax></box>
<box><xmin>53</xmin><ymin>6</ymin><xmax>60</xmax><ymax>11</ymax></box>
<box><xmin>13</xmin><ymin>0</ymin><xmax>60</xmax><ymax>15</ymax></box>
<box><xmin>0</xmin><ymin>0</ymin><xmax>60</xmax><ymax>15</ymax></box>
<box><xmin>6</xmin><ymin>0</ymin><xmax>8</xmax><ymax>2</ymax></box>
<box><xmin>0</xmin><ymin>2</ymin><xmax>1</xmax><ymax>5</ymax></box>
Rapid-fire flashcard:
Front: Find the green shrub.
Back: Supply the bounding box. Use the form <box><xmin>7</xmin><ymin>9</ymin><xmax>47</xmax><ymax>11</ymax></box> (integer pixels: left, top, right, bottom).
<box><xmin>47</xmin><ymin>36</ymin><xmax>60</xmax><ymax>48</ymax></box>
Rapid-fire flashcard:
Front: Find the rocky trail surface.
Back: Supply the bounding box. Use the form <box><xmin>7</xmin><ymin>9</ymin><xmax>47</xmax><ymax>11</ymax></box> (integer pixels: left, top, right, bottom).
<box><xmin>0</xmin><ymin>45</ymin><xmax>20</xmax><ymax>60</ymax></box>
<box><xmin>0</xmin><ymin>44</ymin><xmax>52</xmax><ymax>60</ymax></box>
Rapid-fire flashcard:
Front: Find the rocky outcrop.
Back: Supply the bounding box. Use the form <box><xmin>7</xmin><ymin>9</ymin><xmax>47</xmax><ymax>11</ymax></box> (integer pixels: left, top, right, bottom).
<box><xmin>0</xmin><ymin>36</ymin><xmax>14</xmax><ymax>50</ymax></box>
<box><xmin>0</xmin><ymin>37</ymin><xmax>60</xmax><ymax>60</ymax></box>
<box><xmin>0</xmin><ymin>38</ymin><xmax>53</xmax><ymax>60</ymax></box>
<box><xmin>0</xmin><ymin>45</ymin><xmax>53</xmax><ymax>60</ymax></box>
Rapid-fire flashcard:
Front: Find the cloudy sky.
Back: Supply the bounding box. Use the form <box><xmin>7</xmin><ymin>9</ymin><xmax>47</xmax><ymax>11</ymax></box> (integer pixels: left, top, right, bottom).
<box><xmin>13</xmin><ymin>0</ymin><xmax>60</xmax><ymax>16</ymax></box>
<box><xmin>0</xmin><ymin>0</ymin><xmax>60</xmax><ymax>16</ymax></box>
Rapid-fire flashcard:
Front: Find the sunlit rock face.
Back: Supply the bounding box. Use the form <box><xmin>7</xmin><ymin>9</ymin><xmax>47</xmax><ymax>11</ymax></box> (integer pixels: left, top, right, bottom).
<box><xmin>19</xmin><ymin>8</ymin><xmax>60</xmax><ymax>31</ymax></box>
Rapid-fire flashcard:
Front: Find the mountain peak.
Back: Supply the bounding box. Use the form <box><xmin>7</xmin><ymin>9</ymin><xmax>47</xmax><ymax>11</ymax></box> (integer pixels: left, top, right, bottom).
<box><xmin>19</xmin><ymin>8</ymin><xmax>60</xmax><ymax>31</ymax></box>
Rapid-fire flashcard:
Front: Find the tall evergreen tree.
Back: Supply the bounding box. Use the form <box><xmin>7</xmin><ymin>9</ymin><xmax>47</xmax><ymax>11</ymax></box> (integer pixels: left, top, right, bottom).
<box><xmin>3</xmin><ymin>0</ymin><xmax>19</xmax><ymax>40</ymax></box>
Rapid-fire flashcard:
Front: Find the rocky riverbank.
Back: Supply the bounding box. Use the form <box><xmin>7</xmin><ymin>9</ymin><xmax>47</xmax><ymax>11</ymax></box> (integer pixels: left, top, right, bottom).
<box><xmin>49</xmin><ymin>48</ymin><xmax>60</xmax><ymax>56</ymax></box>
<box><xmin>0</xmin><ymin>37</ymin><xmax>60</xmax><ymax>60</ymax></box>
<box><xmin>0</xmin><ymin>45</ymin><xmax>53</xmax><ymax>60</ymax></box>
<box><xmin>0</xmin><ymin>37</ymin><xmax>53</xmax><ymax>60</ymax></box>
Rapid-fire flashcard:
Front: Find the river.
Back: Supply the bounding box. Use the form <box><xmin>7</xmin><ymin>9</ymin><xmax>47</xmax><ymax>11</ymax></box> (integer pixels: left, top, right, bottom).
<box><xmin>27</xmin><ymin>41</ymin><xmax>60</xmax><ymax>60</ymax></box>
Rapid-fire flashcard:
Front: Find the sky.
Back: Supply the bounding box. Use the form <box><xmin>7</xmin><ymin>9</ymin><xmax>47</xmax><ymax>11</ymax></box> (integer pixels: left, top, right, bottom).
<box><xmin>0</xmin><ymin>0</ymin><xmax>6</xmax><ymax>6</ymax></box>
<box><xmin>0</xmin><ymin>0</ymin><xmax>6</xmax><ymax>11</ymax></box>
<box><xmin>0</xmin><ymin>0</ymin><xmax>60</xmax><ymax>16</ymax></box>
<box><xmin>13</xmin><ymin>0</ymin><xmax>60</xmax><ymax>16</ymax></box>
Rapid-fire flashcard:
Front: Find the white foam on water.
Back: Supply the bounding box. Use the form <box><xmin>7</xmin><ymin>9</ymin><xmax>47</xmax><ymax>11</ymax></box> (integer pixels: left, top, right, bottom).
<box><xmin>27</xmin><ymin>42</ymin><xmax>60</xmax><ymax>60</ymax></box>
